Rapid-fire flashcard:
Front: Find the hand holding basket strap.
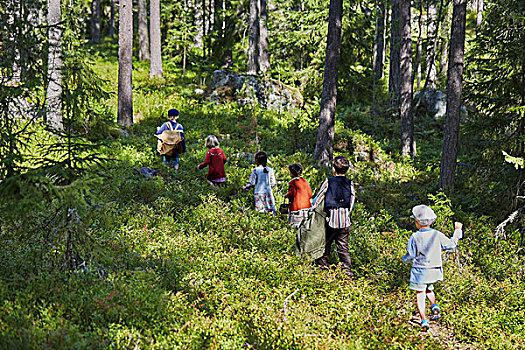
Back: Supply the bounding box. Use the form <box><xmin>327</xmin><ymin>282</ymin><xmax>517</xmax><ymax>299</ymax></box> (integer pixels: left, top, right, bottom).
<box><xmin>279</xmin><ymin>203</ymin><xmax>289</xmax><ymax>215</ymax></box>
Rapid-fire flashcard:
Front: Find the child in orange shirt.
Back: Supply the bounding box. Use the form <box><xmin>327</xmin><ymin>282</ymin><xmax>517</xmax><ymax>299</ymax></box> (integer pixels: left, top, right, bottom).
<box><xmin>284</xmin><ymin>163</ymin><xmax>312</xmax><ymax>228</ymax></box>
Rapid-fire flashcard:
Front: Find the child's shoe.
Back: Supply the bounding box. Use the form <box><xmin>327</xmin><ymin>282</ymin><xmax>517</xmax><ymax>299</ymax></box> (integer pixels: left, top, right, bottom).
<box><xmin>420</xmin><ymin>319</ymin><xmax>429</xmax><ymax>331</ymax></box>
<box><xmin>430</xmin><ymin>303</ymin><xmax>441</xmax><ymax>321</ymax></box>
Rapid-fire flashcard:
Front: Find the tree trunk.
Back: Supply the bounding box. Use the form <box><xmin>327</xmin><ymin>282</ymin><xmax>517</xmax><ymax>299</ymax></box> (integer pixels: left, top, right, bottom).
<box><xmin>207</xmin><ymin>0</ymin><xmax>213</xmax><ymax>58</ymax></box>
<box><xmin>194</xmin><ymin>0</ymin><xmax>204</xmax><ymax>49</ymax></box>
<box><xmin>109</xmin><ymin>0</ymin><xmax>115</xmax><ymax>38</ymax></box>
<box><xmin>438</xmin><ymin>3</ymin><xmax>451</xmax><ymax>77</ymax></box>
<box><xmin>91</xmin><ymin>0</ymin><xmax>101</xmax><ymax>43</ymax></box>
<box><xmin>258</xmin><ymin>0</ymin><xmax>270</xmax><ymax>74</ymax></box>
<box><xmin>300</xmin><ymin>0</ymin><xmax>305</xmax><ymax>70</ymax></box>
<box><xmin>213</xmin><ymin>0</ymin><xmax>222</xmax><ymax>33</ymax></box>
<box><xmin>91</xmin><ymin>0</ymin><xmax>101</xmax><ymax>44</ymax></box>
<box><xmin>476</xmin><ymin>0</ymin><xmax>483</xmax><ymax>29</ymax></box>
<box><xmin>8</xmin><ymin>4</ymin><xmax>21</xmax><ymax>84</ymax></box>
<box><xmin>425</xmin><ymin>0</ymin><xmax>438</xmax><ymax>89</ymax></box>
<box><xmin>438</xmin><ymin>0</ymin><xmax>467</xmax><ymax>192</ymax></box>
<box><xmin>138</xmin><ymin>0</ymin><xmax>150</xmax><ymax>61</ymax></box>
<box><xmin>399</xmin><ymin>0</ymin><xmax>414</xmax><ymax>156</ymax></box>
<box><xmin>413</xmin><ymin>0</ymin><xmax>423</xmax><ymax>89</ymax></box>
<box><xmin>118</xmin><ymin>0</ymin><xmax>133</xmax><ymax>126</ymax></box>
<box><xmin>373</xmin><ymin>0</ymin><xmax>386</xmax><ymax>80</ymax></box>
<box><xmin>518</xmin><ymin>60</ymin><xmax>525</xmax><ymax>208</ymax></box>
<box><xmin>203</xmin><ymin>0</ymin><xmax>207</xmax><ymax>57</ymax></box>
<box><xmin>149</xmin><ymin>0</ymin><xmax>163</xmax><ymax>78</ymax></box>
<box><xmin>248</xmin><ymin>0</ymin><xmax>259</xmax><ymax>74</ymax></box>
<box><xmin>183</xmin><ymin>31</ymin><xmax>187</xmax><ymax>77</ymax></box>
<box><xmin>46</xmin><ymin>0</ymin><xmax>63</xmax><ymax>132</ymax></box>
<box><xmin>389</xmin><ymin>0</ymin><xmax>401</xmax><ymax>111</ymax></box>
<box><xmin>313</xmin><ymin>0</ymin><xmax>343</xmax><ymax>166</ymax></box>
<box><xmin>212</xmin><ymin>0</ymin><xmax>223</xmax><ymax>60</ymax></box>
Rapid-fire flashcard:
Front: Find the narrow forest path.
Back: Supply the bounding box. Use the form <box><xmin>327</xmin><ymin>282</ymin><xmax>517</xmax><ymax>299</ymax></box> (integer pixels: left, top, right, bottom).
<box><xmin>408</xmin><ymin>313</ymin><xmax>476</xmax><ymax>349</ymax></box>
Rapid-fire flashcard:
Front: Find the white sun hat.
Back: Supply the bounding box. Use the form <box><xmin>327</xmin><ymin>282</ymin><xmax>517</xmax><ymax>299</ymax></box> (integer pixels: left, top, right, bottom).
<box><xmin>410</xmin><ymin>204</ymin><xmax>437</xmax><ymax>226</ymax></box>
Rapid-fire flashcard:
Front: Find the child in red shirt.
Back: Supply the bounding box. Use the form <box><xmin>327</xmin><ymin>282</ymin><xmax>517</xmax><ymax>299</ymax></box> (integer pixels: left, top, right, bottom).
<box><xmin>198</xmin><ymin>135</ymin><xmax>227</xmax><ymax>187</ymax></box>
<box><xmin>284</xmin><ymin>163</ymin><xmax>312</xmax><ymax>228</ymax></box>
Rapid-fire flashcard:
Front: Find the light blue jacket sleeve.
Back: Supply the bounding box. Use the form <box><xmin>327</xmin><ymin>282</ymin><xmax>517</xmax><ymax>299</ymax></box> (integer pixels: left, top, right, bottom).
<box><xmin>402</xmin><ymin>234</ymin><xmax>416</xmax><ymax>263</ymax></box>
<box><xmin>440</xmin><ymin>229</ymin><xmax>462</xmax><ymax>250</ymax></box>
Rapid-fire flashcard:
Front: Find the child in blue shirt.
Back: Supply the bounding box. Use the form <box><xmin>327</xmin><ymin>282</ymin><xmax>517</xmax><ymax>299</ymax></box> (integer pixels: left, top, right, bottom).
<box><xmin>402</xmin><ymin>204</ymin><xmax>463</xmax><ymax>331</ymax></box>
<box><xmin>155</xmin><ymin>109</ymin><xmax>186</xmax><ymax>170</ymax></box>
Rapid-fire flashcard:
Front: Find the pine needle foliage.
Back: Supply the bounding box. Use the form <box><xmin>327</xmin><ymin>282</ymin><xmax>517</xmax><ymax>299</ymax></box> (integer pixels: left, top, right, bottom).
<box><xmin>0</xmin><ymin>0</ymin><xmax>46</xmax><ymax>181</ymax></box>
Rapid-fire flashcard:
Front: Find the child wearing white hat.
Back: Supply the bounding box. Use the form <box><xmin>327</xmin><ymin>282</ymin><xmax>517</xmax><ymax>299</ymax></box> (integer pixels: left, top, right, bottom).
<box><xmin>402</xmin><ymin>204</ymin><xmax>463</xmax><ymax>331</ymax></box>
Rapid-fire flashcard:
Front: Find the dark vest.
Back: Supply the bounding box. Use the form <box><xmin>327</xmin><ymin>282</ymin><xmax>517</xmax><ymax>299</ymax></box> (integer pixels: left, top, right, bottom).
<box><xmin>324</xmin><ymin>176</ymin><xmax>353</xmax><ymax>210</ymax></box>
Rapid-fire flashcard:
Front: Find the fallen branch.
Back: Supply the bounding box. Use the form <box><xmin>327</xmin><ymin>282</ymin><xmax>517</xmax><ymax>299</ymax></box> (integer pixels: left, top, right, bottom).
<box><xmin>133</xmin><ymin>334</ymin><xmax>141</xmax><ymax>350</ymax></box>
<box><xmin>494</xmin><ymin>208</ymin><xmax>522</xmax><ymax>239</ymax></box>
<box><xmin>281</xmin><ymin>288</ymin><xmax>299</xmax><ymax>322</ymax></box>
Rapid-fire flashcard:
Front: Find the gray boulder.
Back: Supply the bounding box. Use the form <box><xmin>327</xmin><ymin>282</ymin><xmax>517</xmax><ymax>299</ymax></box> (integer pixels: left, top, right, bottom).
<box><xmin>133</xmin><ymin>167</ymin><xmax>159</xmax><ymax>179</ymax></box>
<box><xmin>207</xmin><ymin>70</ymin><xmax>303</xmax><ymax>112</ymax></box>
<box><xmin>414</xmin><ymin>88</ymin><xmax>467</xmax><ymax>122</ymax></box>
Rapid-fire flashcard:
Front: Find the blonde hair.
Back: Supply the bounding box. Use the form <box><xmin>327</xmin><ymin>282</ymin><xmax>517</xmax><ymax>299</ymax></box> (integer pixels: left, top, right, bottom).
<box><xmin>205</xmin><ymin>135</ymin><xmax>219</xmax><ymax>148</ymax></box>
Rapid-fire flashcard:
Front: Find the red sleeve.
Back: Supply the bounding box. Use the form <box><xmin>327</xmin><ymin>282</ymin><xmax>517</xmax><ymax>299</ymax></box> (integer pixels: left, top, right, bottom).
<box><xmin>198</xmin><ymin>151</ymin><xmax>211</xmax><ymax>169</ymax></box>
<box><xmin>284</xmin><ymin>181</ymin><xmax>296</xmax><ymax>199</ymax></box>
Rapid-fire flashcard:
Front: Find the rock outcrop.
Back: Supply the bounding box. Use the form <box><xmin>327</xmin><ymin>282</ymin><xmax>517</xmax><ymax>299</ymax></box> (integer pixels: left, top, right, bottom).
<box><xmin>207</xmin><ymin>70</ymin><xmax>303</xmax><ymax>112</ymax></box>
<box><xmin>414</xmin><ymin>88</ymin><xmax>467</xmax><ymax>121</ymax></box>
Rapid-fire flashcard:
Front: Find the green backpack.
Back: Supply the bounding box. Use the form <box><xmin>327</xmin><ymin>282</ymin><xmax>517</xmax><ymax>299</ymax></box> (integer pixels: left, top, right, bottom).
<box><xmin>295</xmin><ymin>197</ymin><xmax>326</xmax><ymax>260</ymax></box>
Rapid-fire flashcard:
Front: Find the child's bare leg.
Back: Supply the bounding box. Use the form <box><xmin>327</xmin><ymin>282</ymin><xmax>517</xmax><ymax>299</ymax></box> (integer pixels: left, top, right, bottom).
<box><xmin>426</xmin><ymin>290</ymin><xmax>436</xmax><ymax>305</ymax></box>
<box><xmin>416</xmin><ymin>291</ymin><xmax>427</xmax><ymax>321</ymax></box>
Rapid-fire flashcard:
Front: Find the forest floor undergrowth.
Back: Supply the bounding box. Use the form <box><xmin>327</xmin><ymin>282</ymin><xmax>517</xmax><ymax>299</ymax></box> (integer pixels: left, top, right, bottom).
<box><xmin>1</xmin><ymin>58</ymin><xmax>524</xmax><ymax>349</ymax></box>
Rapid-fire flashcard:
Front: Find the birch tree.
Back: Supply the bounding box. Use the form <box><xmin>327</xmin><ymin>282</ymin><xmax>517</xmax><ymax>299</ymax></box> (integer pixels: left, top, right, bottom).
<box><xmin>425</xmin><ymin>0</ymin><xmax>439</xmax><ymax>89</ymax></box>
<box><xmin>149</xmin><ymin>0</ymin><xmax>163</xmax><ymax>77</ymax></box>
<box><xmin>46</xmin><ymin>0</ymin><xmax>63</xmax><ymax>132</ymax></box>
<box><xmin>138</xmin><ymin>0</ymin><xmax>150</xmax><ymax>61</ymax></box>
<box><xmin>476</xmin><ymin>0</ymin><xmax>483</xmax><ymax>29</ymax></box>
<box><xmin>194</xmin><ymin>0</ymin><xmax>204</xmax><ymax>49</ymax></box>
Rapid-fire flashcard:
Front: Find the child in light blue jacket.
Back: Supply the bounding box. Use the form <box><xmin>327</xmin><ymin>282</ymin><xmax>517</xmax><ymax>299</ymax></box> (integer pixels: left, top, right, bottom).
<box><xmin>242</xmin><ymin>151</ymin><xmax>277</xmax><ymax>215</ymax></box>
<box><xmin>402</xmin><ymin>204</ymin><xmax>463</xmax><ymax>331</ymax></box>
